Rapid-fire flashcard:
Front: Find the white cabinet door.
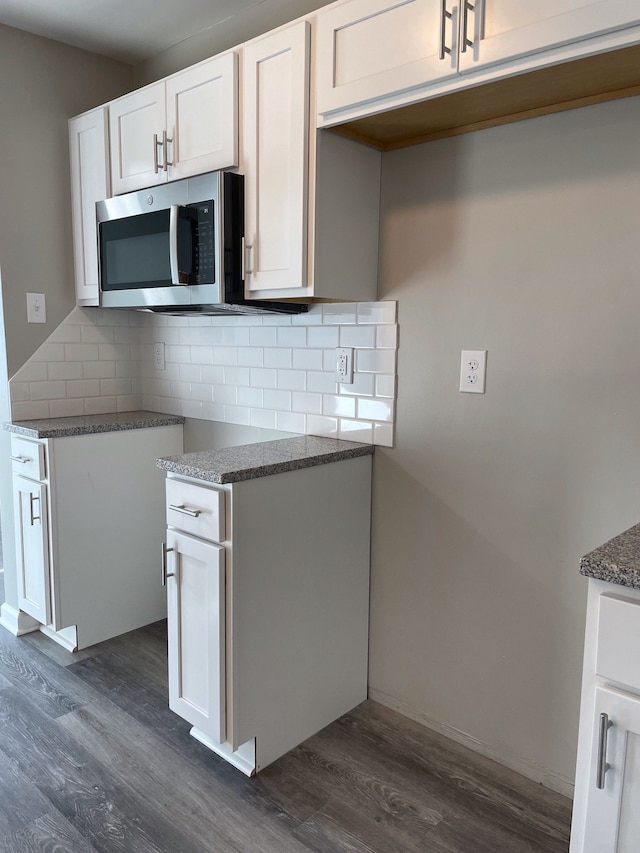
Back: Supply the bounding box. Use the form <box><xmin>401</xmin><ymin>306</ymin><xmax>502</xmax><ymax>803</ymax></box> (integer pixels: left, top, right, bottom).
<box><xmin>166</xmin><ymin>529</ymin><xmax>226</xmax><ymax>744</ymax></box>
<box><xmin>583</xmin><ymin>685</ymin><xmax>640</xmax><ymax>852</ymax></box>
<box><xmin>459</xmin><ymin>0</ymin><xmax>640</xmax><ymax>74</ymax></box>
<box><xmin>69</xmin><ymin>108</ymin><xmax>110</xmax><ymax>305</ymax></box>
<box><xmin>13</xmin><ymin>477</ymin><xmax>51</xmax><ymax>626</ymax></box>
<box><xmin>109</xmin><ymin>82</ymin><xmax>166</xmax><ymax>194</ymax></box>
<box><xmin>316</xmin><ymin>0</ymin><xmax>459</xmax><ymax>119</ymax></box>
<box><xmin>165</xmin><ymin>52</ymin><xmax>238</xmax><ymax>181</ymax></box>
<box><xmin>242</xmin><ymin>21</ymin><xmax>310</xmax><ymax>296</ymax></box>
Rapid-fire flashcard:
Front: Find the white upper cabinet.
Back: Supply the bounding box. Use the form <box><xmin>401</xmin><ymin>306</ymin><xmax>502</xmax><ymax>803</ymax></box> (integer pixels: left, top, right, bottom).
<box><xmin>109</xmin><ymin>52</ymin><xmax>238</xmax><ymax>194</ymax></box>
<box><xmin>242</xmin><ymin>21</ymin><xmax>310</xmax><ymax>295</ymax></box>
<box><xmin>316</xmin><ymin>0</ymin><xmax>458</xmax><ymax>119</ymax></box>
<box><xmin>458</xmin><ymin>0</ymin><xmax>640</xmax><ymax>75</ymax></box>
<box><xmin>316</xmin><ymin>0</ymin><xmax>640</xmax><ymax>124</ymax></box>
<box><xmin>69</xmin><ymin>107</ymin><xmax>110</xmax><ymax>305</ymax></box>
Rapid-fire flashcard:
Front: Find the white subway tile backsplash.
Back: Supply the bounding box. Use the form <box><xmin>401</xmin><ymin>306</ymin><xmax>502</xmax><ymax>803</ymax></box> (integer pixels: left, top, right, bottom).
<box><xmin>292</xmin><ymin>391</ymin><xmax>322</xmax><ymax>415</ymax></box>
<box><xmin>264</xmin><ymin>348</ymin><xmax>292</xmax><ymax>369</ymax></box>
<box><xmin>277</xmin><ymin>327</ymin><xmax>307</xmax><ymax>348</ymax></box>
<box><xmin>9</xmin><ymin>300</ymin><xmax>398</xmax><ymax>448</ymax></box>
<box><xmin>307</xmin><ymin>414</ymin><xmax>338</xmax><ymax>437</ymax></box>
<box><xmin>357</xmin><ymin>398</ymin><xmax>395</xmax><ymax>423</ymax></box>
<box><xmin>339</xmin><ymin>325</ymin><xmax>376</xmax><ymax>349</ymax></box>
<box><xmin>276</xmin><ymin>411</ymin><xmax>306</xmax><ymax>433</ymax></box>
<box><xmin>357</xmin><ymin>301</ymin><xmax>397</xmax><ymax>324</ymax></box>
<box><xmin>30</xmin><ymin>380</ymin><xmax>66</xmax><ymax>400</ymax></box>
<box><xmin>277</xmin><ymin>370</ymin><xmax>306</xmax><ymax>392</ymax></box>
<box><xmin>339</xmin><ymin>419</ymin><xmax>374</xmax><ymax>443</ymax></box>
<box><xmin>48</xmin><ymin>362</ymin><xmax>84</xmax><ymax>381</ymax></box>
<box><xmin>49</xmin><ymin>398</ymin><xmax>85</xmax><ymax>418</ymax></box>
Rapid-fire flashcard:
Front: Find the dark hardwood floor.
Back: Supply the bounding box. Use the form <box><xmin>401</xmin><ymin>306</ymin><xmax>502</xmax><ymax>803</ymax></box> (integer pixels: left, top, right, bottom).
<box><xmin>0</xmin><ymin>608</ymin><xmax>572</xmax><ymax>852</ymax></box>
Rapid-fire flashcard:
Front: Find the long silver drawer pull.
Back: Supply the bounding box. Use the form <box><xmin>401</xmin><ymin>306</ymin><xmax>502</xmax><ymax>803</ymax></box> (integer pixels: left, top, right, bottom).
<box><xmin>10</xmin><ymin>455</ymin><xmax>31</xmax><ymax>463</ymax></box>
<box><xmin>29</xmin><ymin>493</ymin><xmax>41</xmax><ymax>526</ymax></box>
<box><xmin>596</xmin><ymin>712</ymin><xmax>612</xmax><ymax>789</ymax></box>
<box><xmin>169</xmin><ymin>504</ymin><xmax>202</xmax><ymax>518</ymax></box>
<box><xmin>162</xmin><ymin>542</ymin><xmax>175</xmax><ymax>586</ymax></box>
<box><xmin>439</xmin><ymin>0</ymin><xmax>452</xmax><ymax>60</ymax></box>
<box><xmin>154</xmin><ymin>133</ymin><xmax>161</xmax><ymax>174</ymax></box>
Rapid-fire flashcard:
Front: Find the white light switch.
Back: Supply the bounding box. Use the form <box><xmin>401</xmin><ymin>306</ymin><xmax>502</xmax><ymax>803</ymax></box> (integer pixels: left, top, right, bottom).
<box><xmin>460</xmin><ymin>350</ymin><xmax>487</xmax><ymax>393</ymax></box>
<box><xmin>26</xmin><ymin>292</ymin><xmax>46</xmax><ymax>324</ymax></box>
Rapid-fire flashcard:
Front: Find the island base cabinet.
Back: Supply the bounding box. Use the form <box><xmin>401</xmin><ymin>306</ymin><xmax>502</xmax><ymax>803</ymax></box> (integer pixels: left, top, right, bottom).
<box><xmin>580</xmin><ymin>686</ymin><xmax>640</xmax><ymax>853</ymax></box>
<box><xmin>166</xmin><ymin>529</ymin><xmax>226</xmax><ymax>745</ymax></box>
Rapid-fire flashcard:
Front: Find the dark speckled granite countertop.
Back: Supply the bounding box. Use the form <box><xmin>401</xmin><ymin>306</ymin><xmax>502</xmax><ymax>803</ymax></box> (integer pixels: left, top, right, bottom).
<box><xmin>4</xmin><ymin>411</ymin><xmax>185</xmax><ymax>439</ymax></box>
<box><xmin>157</xmin><ymin>435</ymin><xmax>374</xmax><ymax>484</ymax></box>
<box><xmin>580</xmin><ymin>523</ymin><xmax>640</xmax><ymax>590</ymax></box>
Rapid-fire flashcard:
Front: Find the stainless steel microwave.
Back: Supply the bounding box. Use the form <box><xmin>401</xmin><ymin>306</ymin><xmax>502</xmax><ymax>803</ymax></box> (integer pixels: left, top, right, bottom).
<box><xmin>96</xmin><ymin>171</ymin><xmax>306</xmax><ymax>316</ymax></box>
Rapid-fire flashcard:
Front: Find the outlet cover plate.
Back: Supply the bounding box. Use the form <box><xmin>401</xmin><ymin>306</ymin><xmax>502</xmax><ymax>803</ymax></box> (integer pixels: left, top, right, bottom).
<box><xmin>460</xmin><ymin>350</ymin><xmax>487</xmax><ymax>393</ymax></box>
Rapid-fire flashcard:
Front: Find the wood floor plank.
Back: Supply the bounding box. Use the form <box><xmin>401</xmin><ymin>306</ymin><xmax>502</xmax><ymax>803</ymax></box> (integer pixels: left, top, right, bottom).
<box><xmin>22</xmin><ymin>631</ymin><xmax>98</xmax><ymax>668</ymax></box>
<box><xmin>0</xmin><ymin>742</ymin><xmax>50</xmax><ymax>838</ymax></box>
<box><xmin>57</xmin><ymin>699</ymin><xmax>312</xmax><ymax>853</ymax></box>
<box><xmin>0</xmin><ymin>686</ymin><xmax>223</xmax><ymax>853</ymax></box>
<box><xmin>0</xmin><ymin>811</ymin><xmax>99</xmax><ymax>853</ymax></box>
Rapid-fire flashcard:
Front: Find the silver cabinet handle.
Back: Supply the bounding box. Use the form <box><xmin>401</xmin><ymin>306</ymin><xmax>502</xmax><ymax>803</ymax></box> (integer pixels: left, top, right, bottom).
<box><xmin>169</xmin><ymin>503</ymin><xmax>202</xmax><ymax>518</ymax></box>
<box><xmin>154</xmin><ymin>132</ymin><xmax>162</xmax><ymax>174</ymax></box>
<box><xmin>461</xmin><ymin>0</ymin><xmax>475</xmax><ymax>53</ymax></box>
<box><xmin>162</xmin><ymin>542</ymin><xmax>175</xmax><ymax>586</ymax></box>
<box><xmin>245</xmin><ymin>243</ymin><xmax>254</xmax><ymax>276</ymax></box>
<box><xmin>439</xmin><ymin>0</ymin><xmax>453</xmax><ymax>60</ymax></box>
<box><xmin>29</xmin><ymin>493</ymin><xmax>41</xmax><ymax>526</ymax></box>
<box><xmin>163</xmin><ymin>130</ymin><xmax>173</xmax><ymax>171</ymax></box>
<box><xmin>596</xmin><ymin>712</ymin><xmax>612</xmax><ymax>789</ymax></box>
<box><xmin>10</xmin><ymin>455</ymin><xmax>30</xmax><ymax>463</ymax></box>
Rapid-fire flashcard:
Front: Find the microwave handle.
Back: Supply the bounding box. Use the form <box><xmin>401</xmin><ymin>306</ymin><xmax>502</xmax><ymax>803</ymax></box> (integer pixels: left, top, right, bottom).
<box><xmin>169</xmin><ymin>205</ymin><xmax>181</xmax><ymax>286</ymax></box>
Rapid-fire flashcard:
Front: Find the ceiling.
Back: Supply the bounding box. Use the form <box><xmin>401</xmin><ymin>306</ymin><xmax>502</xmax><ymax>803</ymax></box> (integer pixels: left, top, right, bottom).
<box><xmin>0</xmin><ymin>0</ymin><xmax>276</xmax><ymax>64</ymax></box>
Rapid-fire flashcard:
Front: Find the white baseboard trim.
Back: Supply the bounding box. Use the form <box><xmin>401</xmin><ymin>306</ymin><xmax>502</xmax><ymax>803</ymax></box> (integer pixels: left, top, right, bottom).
<box><xmin>190</xmin><ymin>728</ymin><xmax>256</xmax><ymax>776</ymax></box>
<box><xmin>39</xmin><ymin>624</ymin><xmax>78</xmax><ymax>653</ymax></box>
<box><xmin>0</xmin><ymin>603</ymin><xmax>40</xmax><ymax>636</ymax></box>
<box><xmin>368</xmin><ymin>687</ymin><xmax>575</xmax><ymax>799</ymax></box>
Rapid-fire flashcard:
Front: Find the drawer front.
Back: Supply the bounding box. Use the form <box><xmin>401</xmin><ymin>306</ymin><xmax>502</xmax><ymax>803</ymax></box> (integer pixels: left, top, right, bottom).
<box><xmin>166</xmin><ymin>479</ymin><xmax>225</xmax><ymax>543</ymax></box>
<box><xmin>10</xmin><ymin>436</ymin><xmax>46</xmax><ymax>480</ymax></box>
<box><xmin>596</xmin><ymin>593</ymin><xmax>640</xmax><ymax>689</ymax></box>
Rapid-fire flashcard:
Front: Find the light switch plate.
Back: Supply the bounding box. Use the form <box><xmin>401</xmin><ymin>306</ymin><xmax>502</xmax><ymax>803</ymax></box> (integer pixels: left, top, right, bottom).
<box><xmin>26</xmin><ymin>292</ymin><xmax>46</xmax><ymax>324</ymax></box>
<box><xmin>460</xmin><ymin>350</ymin><xmax>487</xmax><ymax>393</ymax></box>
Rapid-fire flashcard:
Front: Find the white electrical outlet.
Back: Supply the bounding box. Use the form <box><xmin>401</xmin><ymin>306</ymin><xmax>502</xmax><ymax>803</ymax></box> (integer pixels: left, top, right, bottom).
<box><xmin>335</xmin><ymin>347</ymin><xmax>354</xmax><ymax>384</ymax></box>
<box><xmin>26</xmin><ymin>292</ymin><xmax>46</xmax><ymax>324</ymax></box>
<box><xmin>460</xmin><ymin>350</ymin><xmax>487</xmax><ymax>393</ymax></box>
<box><xmin>154</xmin><ymin>342</ymin><xmax>166</xmax><ymax>371</ymax></box>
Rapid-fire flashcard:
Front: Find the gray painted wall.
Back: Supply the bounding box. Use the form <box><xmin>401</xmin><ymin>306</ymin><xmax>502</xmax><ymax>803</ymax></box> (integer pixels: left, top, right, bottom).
<box><xmin>373</xmin><ymin>95</ymin><xmax>640</xmax><ymax>791</ymax></box>
<box><xmin>0</xmin><ymin>24</ymin><xmax>132</xmax><ymax>612</ymax></box>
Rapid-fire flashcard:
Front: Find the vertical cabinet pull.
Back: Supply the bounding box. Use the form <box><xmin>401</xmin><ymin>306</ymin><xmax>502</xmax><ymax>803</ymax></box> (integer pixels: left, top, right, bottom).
<box><xmin>461</xmin><ymin>0</ymin><xmax>475</xmax><ymax>53</ymax></box>
<box><xmin>596</xmin><ymin>712</ymin><xmax>612</xmax><ymax>789</ymax></box>
<box><xmin>154</xmin><ymin>133</ymin><xmax>162</xmax><ymax>173</ymax></box>
<box><xmin>29</xmin><ymin>493</ymin><xmax>40</xmax><ymax>526</ymax></box>
<box><xmin>162</xmin><ymin>542</ymin><xmax>175</xmax><ymax>586</ymax></box>
<box><xmin>163</xmin><ymin>130</ymin><xmax>173</xmax><ymax>170</ymax></box>
<box><xmin>245</xmin><ymin>243</ymin><xmax>254</xmax><ymax>276</ymax></box>
<box><xmin>439</xmin><ymin>0</ymin><xmax>453</xmax><ymax>60</ymax></box>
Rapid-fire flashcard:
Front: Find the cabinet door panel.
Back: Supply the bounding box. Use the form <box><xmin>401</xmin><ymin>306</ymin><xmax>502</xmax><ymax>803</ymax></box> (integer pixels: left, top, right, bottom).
<box><xmin>583</xmin><ymin>686</ymin><xmax>640</xmax><ymax>852</ymax></box>
<box><xmin>13</xmin><ymin>477</ymin><xmax>50</xmax><ymax>626</ymax></box>
<box><xmin>459</xmin><ymin>0</ymin><xmax>640</xmax><ymax>75</ymax></box>
<box><xmin>166</xmin><ymin>530</ymin><xmax>225</xmax><ymax>744</ymax></box>
<box><xmin>242</xmin><ymin>21</ymin><xmax>310</xmax><ymax>294</ymax></box>
<box><xmin>109</xmin><ymin>83</ymin><xmax>166</xmax><ymax>194</ymax></box>
<box><xmin>316</xmin><ymin>0</ymin><xmax>459</xmax><ymax>118</ymax></box>
<box><xmin>69</xmin><ymin>108</ymin><xmax>110</xmax><ymax>305</ymax></box>
<box><xmin>166</xmin><ymin>52</ymin><xmax>238</xmax><ymax>180</ymax></box>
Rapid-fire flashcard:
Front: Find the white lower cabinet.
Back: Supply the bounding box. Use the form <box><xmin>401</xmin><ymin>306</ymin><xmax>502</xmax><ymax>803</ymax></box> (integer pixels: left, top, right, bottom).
<box><xmin>571</xmin><ymin>582</ymin><xmax>640</xmax><ymax>852</ymax></box>
<box><xmin>10</xmin><ymin>424</ymin><xmax>183</xmax><ymax>650</ymax></box>
<box><xmin>163</xmin><ymin>454</ymin><xmax>372</xmax><ymax>775</ymax></box>
<box><xmin>166</xmin><ymin>529</ymin><xmax>226</xmax><ymax>745</ymax></box>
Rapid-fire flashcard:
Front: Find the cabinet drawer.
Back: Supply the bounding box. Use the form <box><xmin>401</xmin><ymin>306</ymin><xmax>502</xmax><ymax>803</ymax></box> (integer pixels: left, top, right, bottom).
<box><xmin>166</xmin><ymin>479</ymin><xmax>225</xmax><ymax>543</ymax></box>
<box><xmin>596</xmin><ymin>593</ymin><xmax>640</xmax><ymax>689</ymax></box>
<box><xmin>10</xmin><ymin>436</ymin><xmax>46</xmax><ymax>480</ymax></box>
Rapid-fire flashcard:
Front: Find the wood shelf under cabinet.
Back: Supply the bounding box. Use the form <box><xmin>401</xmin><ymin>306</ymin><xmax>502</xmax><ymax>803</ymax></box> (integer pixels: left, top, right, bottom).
<box><xmin>329</xmin><ymin>43</ymin><xmax>640</xmax><ymax>151</ymax></box>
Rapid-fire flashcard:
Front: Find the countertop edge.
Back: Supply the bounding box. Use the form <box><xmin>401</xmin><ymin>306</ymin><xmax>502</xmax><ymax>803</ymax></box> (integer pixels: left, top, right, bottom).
<box><xmin>4</xmin><ymin>411</ymin><xmax>185</xmax><ymax>439</ymax></box>
<box><xmin>579</xmin><ymin>522</ymin><xmax>640</xmax><ymax>591</ymax></box>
